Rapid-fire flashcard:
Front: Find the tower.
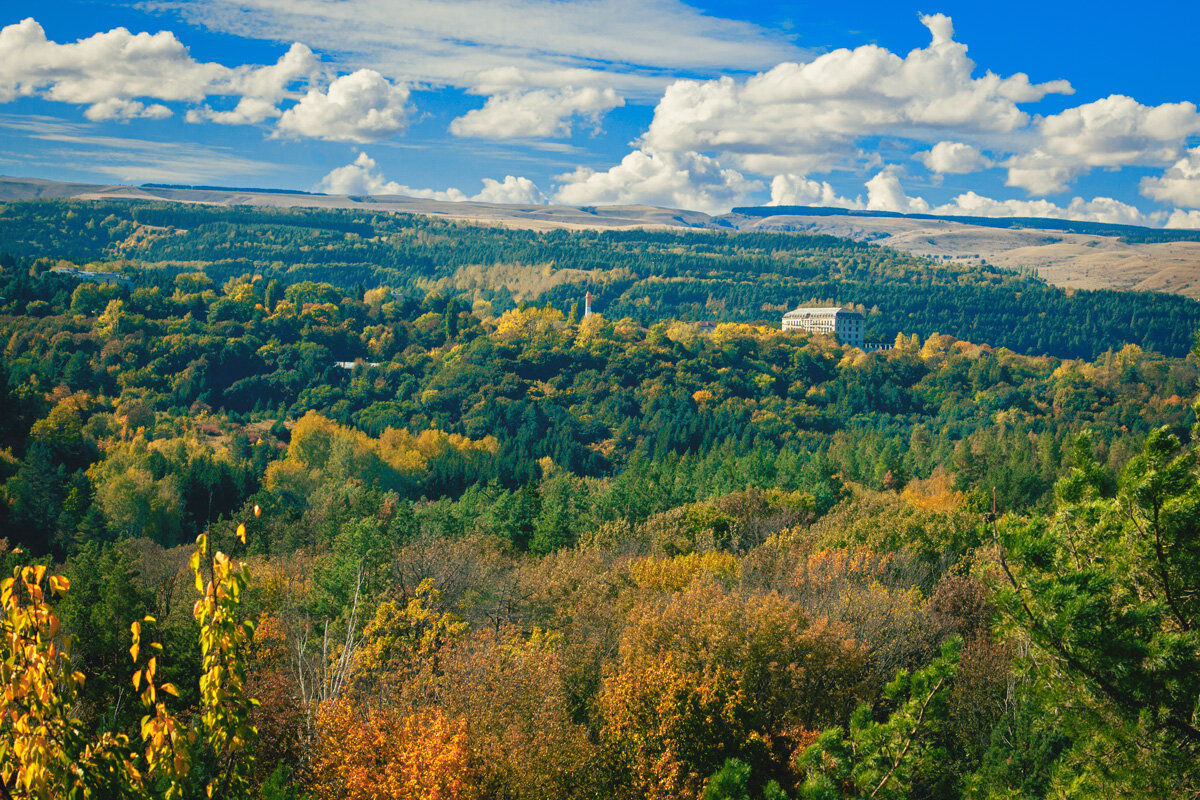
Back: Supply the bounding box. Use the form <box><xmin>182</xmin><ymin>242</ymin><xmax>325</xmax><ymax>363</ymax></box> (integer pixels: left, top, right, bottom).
<box><xmin>584</xmin><ymin>290</ymin><xmax>593</xmax><ymax>318</ymax></box>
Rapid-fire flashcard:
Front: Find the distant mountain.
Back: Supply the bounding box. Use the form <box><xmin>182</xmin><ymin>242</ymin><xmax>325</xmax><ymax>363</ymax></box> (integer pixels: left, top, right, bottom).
<box><xmin>4</xmin><ymin>175</ymin><xmax>1200</xmax><ymax>299</ymax></box>
<box><xmin>729</xmin><ymin>205</ymin><xmax>1200</xmax><ymax>244</ymax></box>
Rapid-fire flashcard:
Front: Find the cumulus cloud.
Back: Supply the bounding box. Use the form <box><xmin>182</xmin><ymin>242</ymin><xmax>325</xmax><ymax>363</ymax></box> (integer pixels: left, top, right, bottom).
<box><xmin>275</xmin><ymin>70</ymin><xmax>410</xmax><ymax>142</ymax></box>
<box><xmin>552</xmin><ymin>149</ymin><xmax>763</xmax><ymax>214</ymax></box>
<box><xmin>317</xmin><ymin>152</ymin><xmax>544</xmax><ymax>204</ymax></box>
<box><xmin>847</xmin><ymin>166</ymin><xmax>1169</xmax><ymax>226</ymax></box>
<box><xmin>768</xmin><ymin>174</ymin><xmax>861</xmax><ymax>208</ymax></box>
<box><xmin>474</xmin><ymin>175</ymin><xmax>546</xmax><ymax>204</ymax></box>
<box><xmin>0</xmin><ymin>18</ymin><xmax>352</xmax><ymax>135</ymax></box>
<box><xmin>187</xmin><ymin>97</ymin><xmax>282</xmax><ymax>125</ymax></box>
<box><xmin>916</xmin><ymin>141</ymin><xmax>993</xmax><ymax>174</ymax></box>
<box><xmin>1006</xmin><ymin>95</ymin><xmax>1200</xmax><ymax>193</ymax></box>
<box><xmin>935</xmin><ymin>191</ymin><xmax>1165</xmax><ymax>226</ymax></box>
<box><xmin>0</xmin><ymin>17</ymin><xmax>227</xmax><ymax>116</ymax></box>
<box><xmin>1167</xmin><ymin>209</ymin><xmax>1200</xmax><ymax>229</ymax></box>
<box><xmin>865</xmin><ymin>169</ymin><xmax>931</xmax><ymax>214</ymax></box>
<box><xmin>84</xmin><ymin>98</ymin><xmax>172</xmax><ymax>121</ymax></box>
<box><xmin>450</xmin><ymin>87</ymin><xmax>624</xmax><ymax>139</ymax></box>
<box><xmin>1141</xmin><ymin>146</ymin><xmax>1200</xmax><ymax>208</ymax></box>
<box><xmin>187</xmin><ymin>42</ymin><xmax>321</xmax><ymax>124</ymax></box>
<box><xmin>640</xmin><ymin>14</ymin><xmax>1072</xmax><ymax>174</ymax></box>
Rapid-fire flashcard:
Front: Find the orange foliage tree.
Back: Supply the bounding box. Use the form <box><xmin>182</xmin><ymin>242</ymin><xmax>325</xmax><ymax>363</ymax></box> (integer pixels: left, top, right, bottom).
<box><xmin>599</xmin><ymin>581</ymin><xmax>868</xmax><ymax>800</ymax></box>
<box><xmin>308</xmin><ymin>699</ymin><xmax>472</xmax><ymax>800</ymax></box>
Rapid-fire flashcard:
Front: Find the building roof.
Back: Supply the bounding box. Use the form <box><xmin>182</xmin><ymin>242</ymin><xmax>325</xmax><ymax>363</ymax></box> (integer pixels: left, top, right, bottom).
<box><xmin>783</xmin><ymin>305</ymin><xmax>862</xmax><ymax>318</ymax></box>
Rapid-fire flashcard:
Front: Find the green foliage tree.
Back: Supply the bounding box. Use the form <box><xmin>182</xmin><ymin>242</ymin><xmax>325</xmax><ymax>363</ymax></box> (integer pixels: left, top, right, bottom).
<box><xmin>796</xmin><ymin>638</ymin><xmax>960</xmax><ymax>800</ymax></box>
<box><xmin>994</xmin><ymin>427</ymin><xmax>1200</xmax><ymax>793</ymax></box>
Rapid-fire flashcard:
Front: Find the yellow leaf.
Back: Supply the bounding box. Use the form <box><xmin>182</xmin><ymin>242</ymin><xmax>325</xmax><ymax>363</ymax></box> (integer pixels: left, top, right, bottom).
<box><xmin>236</xmin><ymin>523</ymin><xmax>246</xmax><ymax>544</ymax></box>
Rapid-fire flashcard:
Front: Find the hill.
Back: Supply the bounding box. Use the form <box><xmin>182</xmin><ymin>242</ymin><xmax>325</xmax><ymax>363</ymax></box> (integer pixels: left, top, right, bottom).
<box><xmin>1</xmin><ymin>195</ymin><xmax>1198</xmax><ymax>360</ymax></box>
<box><xmin>5</xmin><ymin>175</ymin><xmax>1200</xmax><ymax>299</ymax></box>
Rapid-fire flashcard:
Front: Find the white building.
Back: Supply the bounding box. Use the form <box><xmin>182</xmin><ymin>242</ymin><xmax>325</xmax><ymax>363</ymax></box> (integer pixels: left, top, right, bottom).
<box><xmin>782</xmin><ymin>306</ymin><xmax>865</xmax><ymax>348</ymax></box>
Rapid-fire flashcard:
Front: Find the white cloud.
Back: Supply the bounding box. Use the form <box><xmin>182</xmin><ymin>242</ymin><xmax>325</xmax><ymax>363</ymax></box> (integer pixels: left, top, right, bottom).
<box><xmin>0</xmin><ymin>18</ymin><xmax>342</xmax><ymax>133</ymax></box>
<box><xmin>916</xmin><ymin>141</ymin><xmax>993</xmax><ymax>174</ymax></box>
<box><xmin>83</xmin><ymin>98</ymin><xmax>172</xmax><ymax>121</ymax></box>
<box><xmin>552</xmin><ymin>149</ymin><xmax>762</xmax><ymax>213</ymax></box>
<box><xmin>275</xmin><ymin>70</ymin><xmax>410</xmax><ymax>142</ymax></box>
<box><xmin>317</xmin><ymin>152</ymin><xmax>545</xmax><ymax>204</ymax></box>
<box><xmin>0</xmin><ymin>17</ymin><xmax>227</xmax><ymax>115</ymax></box>
<box><xmin>450</xmin><ymin>87</ymin><xmax>624</xmax><ymax>139</ymax></box>
<box><xmin>1167</xmin><ymin>209</ymin><xmax>1200</xmax><ymax>229</ymax></box>
<box><xmin>187</xmin><ymin>96</ymin><xmax>282</xmax><ymax>125</ymax></box>
<box><xmin>225</xmin><ymin>42</ymin><xmax>321</xmax><ymax>103</ymax></box>
<box><xmin>640</xmin><ymin>14</ymin><xmax>1072</xmax><ymax>174</ymax></box>
<box><xmin>865</xmin><ymin>168</ymin><xmax>931</xmax><ymax>214</ymax></box>
<box><xmin>847</xmin><ymin>166</ymin><xmax>1168</xmax><ymax>227</ymax></box>
<box><xmin>1141</xmin><ymin>147</ymin><xmax>1200</xmax><ymax>208</ymax></box>
<box><xmin>935</xmin><ymin>191</ymin><xmax>1165</xmax><ymax>226</ymax></box>
<box><xmin>474</xmin><ymin>176</ymin><xmax>546</xmax><ymax>204</ymax></box>
<box><xmin>1006</xmin><ymin>95</ymin><xmax>1200</xmax><ymax>193</ymax></box>
<box><xmin>768</xmin><ymin>174</ymin><xmax>861</xmax><ymax>208</ymax></box>
<box><xmin>187</xmin><ymin>42</ymin><xmax>321</xmax><ymax>124</ymax></box>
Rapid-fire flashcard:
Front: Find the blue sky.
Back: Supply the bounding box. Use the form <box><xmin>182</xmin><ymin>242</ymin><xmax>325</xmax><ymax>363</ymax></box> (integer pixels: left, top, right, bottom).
<box><xmin>1</xmin><ymin>1</ymin><xmax>1199</xmax><ymax>226</ymax></box>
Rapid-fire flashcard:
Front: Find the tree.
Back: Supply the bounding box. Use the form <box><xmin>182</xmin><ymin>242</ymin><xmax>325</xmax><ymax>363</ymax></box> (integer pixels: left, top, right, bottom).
<box><xmin>994</xmin><ymin>428</ymin><xmax>1200</xmax><ymax>793</ymax></box>
<box><xmin>0</xmin><ymin>528</ymin><xmax>259</xmax><ymax>800</ymax></box>
<box><xmin>308</xmin><ymin>701</ymin><xmax>471</xmax><ymax>800</ymax></box>
<box><xmin>795</xmin><ymin>639</ymin><xmax>960</xmax><ymax>800</ymax></box>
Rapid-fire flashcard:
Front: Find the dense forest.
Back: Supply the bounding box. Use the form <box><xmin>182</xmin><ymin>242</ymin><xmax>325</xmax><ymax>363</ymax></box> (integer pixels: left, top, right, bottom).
<box><xmin>1</xmin><ymin>198</ymin><xmax>1199</xmax><ymax>359</ymax></box>
<box><xmin>2</xmin><ymin>202</ymin><xmax>1199</xmax><ymax>799</ymax></box>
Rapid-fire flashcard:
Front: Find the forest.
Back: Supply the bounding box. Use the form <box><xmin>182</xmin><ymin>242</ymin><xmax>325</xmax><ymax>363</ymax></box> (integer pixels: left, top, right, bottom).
<box><xmin>1</xmin><ymin>200</ymin><xmax>1199</xmax><ymax>799</ymax></box>
<box><xmin>1</xmin><ymin>198</ymin><xmax>1199</xmax><ymax>359</ymax></box>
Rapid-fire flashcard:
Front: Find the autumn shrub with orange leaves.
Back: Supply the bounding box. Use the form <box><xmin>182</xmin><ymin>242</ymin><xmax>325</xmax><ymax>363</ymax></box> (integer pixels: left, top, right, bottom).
<box><xmin>599</xmin><ymin>581</ymin><xmax>869</xmax><ymax>800</ymax></box>
<box><xmin>308</xmin><ymin>699</ymin><xmax>472</xmax><ymax>800</ymax></box>
<box><xmin>400</xmin><ymin>627</ymin><xmax>600</xmax><ymax>800</ymax></box>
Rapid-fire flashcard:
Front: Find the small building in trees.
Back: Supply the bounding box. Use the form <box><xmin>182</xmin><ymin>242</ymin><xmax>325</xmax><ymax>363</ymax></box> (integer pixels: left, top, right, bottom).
<box><xmin>781</xmin><ymin>306</ymin><xmax>865</xmax><ymax>348</ymax></box>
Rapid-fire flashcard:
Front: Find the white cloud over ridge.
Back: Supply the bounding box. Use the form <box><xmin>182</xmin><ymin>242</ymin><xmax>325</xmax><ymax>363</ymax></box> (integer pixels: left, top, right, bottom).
<box><xmin>1167</xmin><ymin>210</ymin><xmax>1200</xmax><ymax>229</ymax></box>
<box><xmin>769</xmin><ymin>174</ymin><xmax>861</xmax><ymax>208</ymax></box>
<box><xmin>450</xmin><ymin>87</ymin><xmax>624</xmax><ymax>139</ymax></box>
<box><xmin>859</xmin><ymin>168</ymin><xmax>1166</xmax><ymax>227</ymax></box>
<box><xmin>551</xmin><ymin>149</ymin><xmax>763</xmax><ymax>214</ymax></box>
<box><xmin>1141</xmin><ymin>147</ymin><xmax>1200</xmax><ymax>209</ymax></box>
<box><xmin>318</xmin><ymin>152</ymin><xmax>545</xmax><ymax>204</ymax></box>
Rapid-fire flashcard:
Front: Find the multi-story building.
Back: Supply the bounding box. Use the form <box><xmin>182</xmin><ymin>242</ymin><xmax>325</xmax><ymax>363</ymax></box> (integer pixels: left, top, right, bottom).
<box><xmin>782</xmin><ymin>306</ymin><xmax>865</xmax><ymax>348</ymax></box>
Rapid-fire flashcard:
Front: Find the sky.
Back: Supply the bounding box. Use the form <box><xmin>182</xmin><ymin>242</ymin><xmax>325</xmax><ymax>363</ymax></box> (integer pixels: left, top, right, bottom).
<box><xmin>2</xmin><ymin>1</ymin><xmax>1199</xmax><ymax>227</ymax></box>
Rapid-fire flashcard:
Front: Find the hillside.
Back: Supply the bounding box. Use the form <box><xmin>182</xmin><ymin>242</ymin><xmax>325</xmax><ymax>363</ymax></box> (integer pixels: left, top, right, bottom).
<box><xmin>4</xmin><ymin>183</ymin><xmax>1200</xmax><ymax>800</ymax></box>
<box><xmin>5</xmin><ymin>176</ymin><xmax>1200</xmax><ymax>300</ymax></box>
<box><xmin>1</xmin><ymin>196</ymin><xmax>1199</xmax><ymax>359</ymax></box>
<box><xmin>729</xmin><ymin>206</ymin><xmax>1200</xmax><ymax>299</ymax></box>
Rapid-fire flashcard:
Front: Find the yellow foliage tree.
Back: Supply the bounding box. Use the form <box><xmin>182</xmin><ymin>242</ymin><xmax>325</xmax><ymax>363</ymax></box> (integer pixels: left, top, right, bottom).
<box><xmin>0</xmin><ymin>530</ymin><xmax>258</xmax><ymax>800</ymax></box>
<box><xmin>352</xmin><ymin>578</ymin><xmax>467</xmax><ymax>698</ymax></box>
